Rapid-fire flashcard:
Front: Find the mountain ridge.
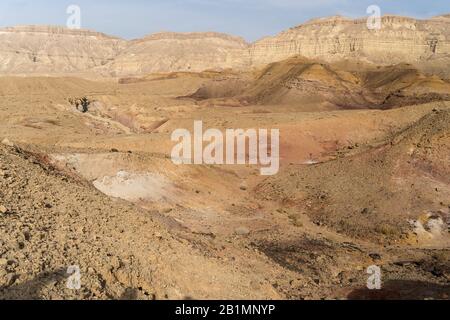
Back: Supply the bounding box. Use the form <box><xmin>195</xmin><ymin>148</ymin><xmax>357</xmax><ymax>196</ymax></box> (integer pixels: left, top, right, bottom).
<box><xmin>0</xmin><ymin>13</ymin><xmax>448</xmax><ymax>77</ymax></box>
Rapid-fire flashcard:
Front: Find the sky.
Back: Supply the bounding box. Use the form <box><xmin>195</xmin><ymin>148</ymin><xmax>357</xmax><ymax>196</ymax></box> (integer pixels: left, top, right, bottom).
<box><xmin>0</xmin><ymin>0</ymin><xmax>448</xmax><ymax>42</ymax></box>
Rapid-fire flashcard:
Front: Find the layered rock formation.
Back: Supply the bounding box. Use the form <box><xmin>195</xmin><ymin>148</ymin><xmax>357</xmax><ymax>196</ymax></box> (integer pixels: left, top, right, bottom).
<box><xmin>189</xmin><ymin>56</ymin><xmax>450</xmax><ymax>109</ymax></box>
<box><xmin>0</xmin><ymin>26</ymin><xmax>125</xmax><ymax>75</ymax></box>
<box><xmin>103</xmin><ymin>32</ymin><xmax>249</xmax><ymax>77</ymax></box>
<box><xmin>249</xmin><ymin>15</ymin><xmax>450</xmax><ymax>66</ymax></box>
<box><xmin>0</xmin><ymin>14</ymin><xmax>448</xmax><ymax>77</ymax></box>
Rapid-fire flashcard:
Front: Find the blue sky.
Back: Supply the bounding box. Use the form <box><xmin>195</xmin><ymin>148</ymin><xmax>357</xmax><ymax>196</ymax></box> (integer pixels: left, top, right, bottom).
<box><xmin>0</xmin><ymin>0</ymin><xmax>448</xmax><ymax>41</ymax></box>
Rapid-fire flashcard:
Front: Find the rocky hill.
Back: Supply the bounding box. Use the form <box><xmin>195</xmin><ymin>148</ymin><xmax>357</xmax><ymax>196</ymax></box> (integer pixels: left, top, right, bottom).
<box><xmin>0</xmin><ymin>14</ymin><xmax>448</xmax><ymax>77</ymax></box>
<box><xmin>0</xmin><ymin>26</ymin><xmax>126</xmax><ymax>75</ymax></box>
<box><xmin>249</xmin><ymin>15</ymin><xmax>450</xmax><ymax>67</ymax></box>
<box><xmin>0</xmin><ymin>142</ymin><xmax>282</xmax><ymax>299</ymax></box>
<box><xmin>102</xmin><ymin>32</ymin><xmax>249</xmax><ymax>77</ymax></box>
<box><xmin>189</xmin><ymin>56</ymin><xmax>450</xmax><ymax>109</ymax></box>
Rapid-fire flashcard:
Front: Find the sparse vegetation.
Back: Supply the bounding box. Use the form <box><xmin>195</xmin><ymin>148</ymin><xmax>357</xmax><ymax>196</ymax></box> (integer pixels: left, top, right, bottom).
<box><xmin>68</xmin><ymin>96</ymin><xmax>91</xmax><ymax>113</ymax></box>
<box><xmin>1</xmin><ymin>14</ymin><xmax>449</xmax><ymax>301</ymax></box>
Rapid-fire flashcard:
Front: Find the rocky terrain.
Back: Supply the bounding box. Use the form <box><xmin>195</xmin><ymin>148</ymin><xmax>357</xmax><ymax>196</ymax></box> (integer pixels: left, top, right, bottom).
<box><xmin>249</xmin><ymin>15</ymin><xmax>450</xmax><ymax>69</ymax></box>
<box><xmin>0</xmin><ymin>26</ymin><xmax>125</xmax><ymax>75</ymax></box>
<box><xmin>0</xmin><ymin>14</ymin><xmax>449</xmax><ymax>77</ymax></box>
<box><xmin>104</xmin><ymin>32</ymin><xmax>249</xmax><ymax>77</ymax></box>
<box><xmin>0</xmin><ymin>13</ymin><xmax>449</xmax><ymax>300</ymax></box>
<box><xmin>188</xmin><ymin>57</ymin><xmax>450</xmax><ymax>109</ymax></box>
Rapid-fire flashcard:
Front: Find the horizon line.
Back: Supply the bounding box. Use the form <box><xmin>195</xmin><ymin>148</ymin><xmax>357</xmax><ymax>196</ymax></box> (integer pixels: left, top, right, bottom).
<box><xmin>0</xmin><ymin>12</ymin><xmax>448</xmax><ymax>43</ymax></box>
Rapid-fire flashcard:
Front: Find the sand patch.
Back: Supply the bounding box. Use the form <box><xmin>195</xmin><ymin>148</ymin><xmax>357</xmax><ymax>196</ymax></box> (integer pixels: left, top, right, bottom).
<box><xmin>93</xmin><ymin>170</ymin><xmax>174</xmax><ymax>202</ymax></box>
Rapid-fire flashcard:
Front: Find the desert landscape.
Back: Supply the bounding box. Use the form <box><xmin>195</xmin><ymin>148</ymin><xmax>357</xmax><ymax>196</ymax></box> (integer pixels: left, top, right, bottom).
<box><xmin>0</xmin><ymin>13</ymin><xmax>449</xmax><ymax>300</ymax></box>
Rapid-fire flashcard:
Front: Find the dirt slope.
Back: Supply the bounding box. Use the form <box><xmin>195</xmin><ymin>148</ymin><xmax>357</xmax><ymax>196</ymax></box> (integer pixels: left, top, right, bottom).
<box><xmin>189</xmin><ymin>57</ymin><xmax>450</xmax><ymax>110</ymax></box>
<box><xmin>257</xmin><ymin>108</ymin><xmax>450</xmax><ymax>244</ymax></box>
<box><xmin>0</xmin><ymin>61</ymin><xmax>448</xmax><ymax>300</ymax></box>
<box><xmin>0</xmin><ymin>143</ymin><xmax>281</xmax><ymax>299</ymax></box>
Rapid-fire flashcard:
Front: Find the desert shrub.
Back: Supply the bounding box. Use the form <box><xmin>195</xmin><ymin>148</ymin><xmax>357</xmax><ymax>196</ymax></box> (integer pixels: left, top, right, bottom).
<box><xmin>68</xmin><ymin>97</ymin><xmax>91</xmax><ymax>113</ymax></box>
<box><xmin>79</xmin><ymin>97</ymin><xmax>90</xmax><ymax>113</ymax></box>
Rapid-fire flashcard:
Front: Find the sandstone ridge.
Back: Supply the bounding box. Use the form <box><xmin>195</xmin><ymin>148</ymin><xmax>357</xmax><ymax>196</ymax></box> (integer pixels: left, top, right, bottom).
<box><xmin>0</xmin><ymin>14</ymin><xmax>448</xmax><ymax>77</ymax></box>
